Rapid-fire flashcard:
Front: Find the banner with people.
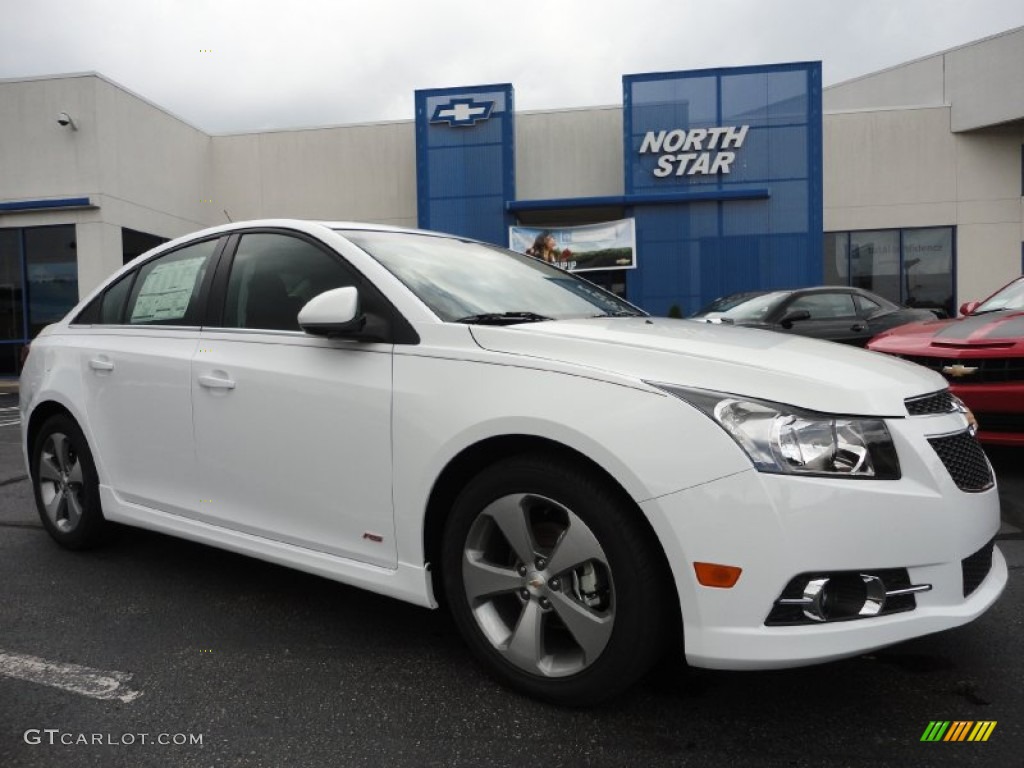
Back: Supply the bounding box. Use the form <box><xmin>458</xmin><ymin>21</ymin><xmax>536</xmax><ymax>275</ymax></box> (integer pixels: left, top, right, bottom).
<box><xmin>509</xmin><ymin>219</ymin><xmax>637</xmax><ymax>273</ymax></box>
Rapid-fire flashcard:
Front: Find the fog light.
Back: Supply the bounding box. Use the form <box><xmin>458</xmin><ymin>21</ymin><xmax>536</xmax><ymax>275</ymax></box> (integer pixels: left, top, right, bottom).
<box><xmin>781</xmin><ymin>574</ymin><xmax>889</xmax><ymax>621</ymax></box>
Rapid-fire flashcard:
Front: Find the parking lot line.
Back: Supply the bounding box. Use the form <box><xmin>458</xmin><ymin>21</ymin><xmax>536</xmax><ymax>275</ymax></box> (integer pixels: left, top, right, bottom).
<box><xmin>0</xmin><ymin>649</ymin><xmax>142</xmax><ymax>703</ymax></box>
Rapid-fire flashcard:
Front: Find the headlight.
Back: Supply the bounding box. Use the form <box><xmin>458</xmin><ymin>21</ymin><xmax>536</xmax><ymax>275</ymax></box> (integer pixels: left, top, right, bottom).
<box><xmin>649</xmin><ymin>383</ymin><xmax>900</xmax><ymax>479</ymax></box>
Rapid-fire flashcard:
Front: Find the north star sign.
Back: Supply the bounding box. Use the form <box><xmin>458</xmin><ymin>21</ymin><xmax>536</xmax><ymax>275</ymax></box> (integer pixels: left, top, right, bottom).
<box><xmin>639</xmin><ymin>125</ymin><xmax>749</xmax><ymax>177</ymax></box>
<box><xmin>429</xmin><ymin>98</ymin><xmax>495</xmax><ymax>127</ymax></box>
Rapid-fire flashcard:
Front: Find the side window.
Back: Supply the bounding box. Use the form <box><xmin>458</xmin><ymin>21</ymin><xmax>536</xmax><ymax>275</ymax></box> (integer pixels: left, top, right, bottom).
<box><xmin>787</xmin><ymin>293</ymin><xmax>857</xmax><ymax>320</ymax></box>
<box><xmin>99</xmin><ymin>272</ymin><xmax>135</xmax><ymax>324</ymax></box>
<box><xmin>126</xmin><ymin>239</ymin><xmax>218</xmax><ymax>325</ymax></box>
<box><xmin>854</xmin><ymin>294</ymin><xmax>882</xmax><ymax>316</ymax></box>
<box><xmin>222</xmin><ymin>233</ymin><xmax>359</xmax><ymax>332</ymax></box>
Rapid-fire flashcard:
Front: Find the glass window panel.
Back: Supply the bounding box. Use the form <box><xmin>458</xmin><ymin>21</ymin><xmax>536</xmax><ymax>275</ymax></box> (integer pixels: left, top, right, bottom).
<box><xmin>223</xmin><ymin>234</ymin><xmax>359</xmax><ymax>331</ymax></box>
<box><xmin>855</xmin><ymin>294</ymin><xmax>883</xmax><ymax>315</ymax></box>
<box><xmin>788</xmin><ymin>292</ymin><xmax>857</xmax><ymax>319</ymax></box>
<box><xmin>127</xmin><ymin>239</ymin><xmax>217</xmax><ymax>325</ymax></box>
<box><xmin>850</xmin><ymin>230</ymin><xmax>900</xmax><ymax>305</ymax></box>
<box><xmin>100</xmin><ymin>272</ymin><xmax>135</xmax><ymax>324</ymax></box>
<box><xmin>25</xmin><ymin>225</ymin><xmax>78</xmax><ymax>337</ymax></box>
<box><xmin>824</xmin><ymin>232</ymin><xmax>849</xmax><ymax>285</ymax></box>
<box><xmin>902</xmin><ymin>227</ymin><xmax>954</xmax><ymax>318</ymax></box>
<box><xmin>0</xmin><ymin>230</ymin><xmax>25</xmax><ymax>341</ymax></box>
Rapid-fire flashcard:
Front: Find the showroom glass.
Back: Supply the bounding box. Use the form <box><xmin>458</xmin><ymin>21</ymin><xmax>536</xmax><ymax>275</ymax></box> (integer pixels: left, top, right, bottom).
<box><xmin>849</xmin><ymin>231</ymin><xmax>899</xmax><ymax>305</ymax></box>
<box><xmin>823</xmin><ymin>232</ymin><xmax>849</xmax><ymax>285</ymax></box>
<box><xmin>826</xmin><ymin>227</ymin><xmax>955</xmax><ymax>317</ymax></box>
<box><xmin>126</xmin><ymin>239</ymin><xmax>217</xmax><ymax>325</ymax></box>
<box><xmin>786</xmin><ymin>293</ymin><xmax>857</xmax><ymax>319</ymax></box>
<box><xmin>0</xmin><ymin>229</ymin><xmax>24</xmax><ymax>341</ymax></box>
<box><xmin>223</xmin><ymin>234</ymin><xmax>359</xmax><ymax>332</ymax></box>
<box><xmin>25</xmin><ymin>225</ymin><xmax>79</xmax><ymax>337</ymax></box>
<box><xmin>975</xmin><ymin>278</ymin><xmax>1024</xmax><ymax>313</ymax></box>
<box><xmin>343</xmin><ymin>231</ymin><xmax>641</xmax><ymax>322</ymax></box>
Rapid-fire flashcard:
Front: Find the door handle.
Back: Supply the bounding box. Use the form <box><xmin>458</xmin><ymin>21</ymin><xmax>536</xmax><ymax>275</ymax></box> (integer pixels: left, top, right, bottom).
<box><xmin>851</xmin><ymin>324</ymin><xmax>866</xmax><ymax>332</ymax></box>
<box><xmin>88</xmin><ymin>357</ymin><xmax>114</xmax><ymax>372</ymax></box>
<box><xmin>197</xmin><ymin>374</ymin><xmax>236</xmax><ymax>390</ymax></box>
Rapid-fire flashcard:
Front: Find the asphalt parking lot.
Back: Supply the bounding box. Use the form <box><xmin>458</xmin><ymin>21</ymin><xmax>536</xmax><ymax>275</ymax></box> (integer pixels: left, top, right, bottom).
<box><xmin>0</xmin><ymin>400</ymin><xmax>1021</xmax><ymax>767</ymax></box>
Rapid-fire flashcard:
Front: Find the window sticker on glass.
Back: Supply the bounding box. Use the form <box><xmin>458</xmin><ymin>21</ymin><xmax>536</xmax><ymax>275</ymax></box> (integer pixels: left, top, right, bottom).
<box><xmin>130</xmin><ymin>256</ymin><xmax>205</xmax><ymax>323</ymax></box>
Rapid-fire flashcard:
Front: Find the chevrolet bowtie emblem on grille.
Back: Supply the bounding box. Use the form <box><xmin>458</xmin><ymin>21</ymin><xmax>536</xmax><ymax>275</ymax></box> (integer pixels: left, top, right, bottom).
<box><xmin>429</xmin><ymin>98</ymin><xmax>494</xmax><ymax>127</ymax></box>
<box><xmin>942</xmin><ymin>364</ymin><xmax>979</xmax><ymax>378</ymax></box>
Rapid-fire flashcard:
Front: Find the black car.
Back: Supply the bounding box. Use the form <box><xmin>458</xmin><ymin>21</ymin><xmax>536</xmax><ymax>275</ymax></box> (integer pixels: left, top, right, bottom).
<box><xmin>691</xmin><ymin>287</ymin><xmax>938</xmax><ymax>346</ymax></box>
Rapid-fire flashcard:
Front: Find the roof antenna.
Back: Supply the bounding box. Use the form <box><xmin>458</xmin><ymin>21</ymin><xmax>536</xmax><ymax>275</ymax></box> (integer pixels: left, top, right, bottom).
<box><xmin>223</xmin><ymin>209</ymin><xmax>233</xmax><ymax>222</ymax></box>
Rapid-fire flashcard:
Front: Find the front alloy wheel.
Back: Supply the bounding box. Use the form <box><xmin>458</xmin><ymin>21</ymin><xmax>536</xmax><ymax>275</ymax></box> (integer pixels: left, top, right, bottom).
<box><xmin>443</xmin><ymin>455</ymin><xmax>670</xmax><ymax>705</ymax></box>
<box><xmin>463</xmin><ymin>492</ymin><xmax>615</xmax><ymax>678</ymax></box>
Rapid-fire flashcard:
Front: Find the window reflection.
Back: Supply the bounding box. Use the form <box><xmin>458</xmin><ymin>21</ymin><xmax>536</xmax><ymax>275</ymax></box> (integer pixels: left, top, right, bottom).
<box><xmin>825</xmin><ymin>227</ymin><xmax>954</xmax><ymax>318</ymax></box>
<box><xmin>25</xmin><ymin>225</ymin><xmax>79</xmax><ymax>337</ymax></box>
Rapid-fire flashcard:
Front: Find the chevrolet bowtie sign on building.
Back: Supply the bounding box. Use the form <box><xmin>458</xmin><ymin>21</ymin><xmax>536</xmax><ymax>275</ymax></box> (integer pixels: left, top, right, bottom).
<box><xmin>429</xmin><ymin>98</ymin><xmax>495</xmax><ymax>127</ymax></box>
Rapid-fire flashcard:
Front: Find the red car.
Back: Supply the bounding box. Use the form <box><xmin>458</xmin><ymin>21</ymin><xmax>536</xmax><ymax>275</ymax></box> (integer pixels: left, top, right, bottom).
<box><xmin>869</xmin><ymin>276</ymin><xmax>1024</xmax><ymax>445</ymax></box>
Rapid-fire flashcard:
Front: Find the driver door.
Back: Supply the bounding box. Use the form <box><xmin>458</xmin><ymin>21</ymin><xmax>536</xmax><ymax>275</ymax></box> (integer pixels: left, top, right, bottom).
<box><xmin>190</xmin><ymin>231</ymin><xmax>396</xmax><ymax>567</ymax></box>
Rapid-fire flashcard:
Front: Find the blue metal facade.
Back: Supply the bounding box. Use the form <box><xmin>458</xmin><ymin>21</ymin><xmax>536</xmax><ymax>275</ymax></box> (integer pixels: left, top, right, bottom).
<box><xmin>623</xmin><ymin>63</ymin><xmax>823</xmax><ymax>315</ymax></box>
<box><xmin>414</xmin><ymin>84</ymin><xmax>515</xmax><ymax>245</ymax></box>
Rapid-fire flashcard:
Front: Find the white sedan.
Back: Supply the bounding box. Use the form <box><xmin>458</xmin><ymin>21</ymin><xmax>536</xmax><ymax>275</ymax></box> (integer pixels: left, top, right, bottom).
<box><xmin>20</xmin><ymin>220</ymin><xmax>1006</xmax><ymax>704</ymax></box>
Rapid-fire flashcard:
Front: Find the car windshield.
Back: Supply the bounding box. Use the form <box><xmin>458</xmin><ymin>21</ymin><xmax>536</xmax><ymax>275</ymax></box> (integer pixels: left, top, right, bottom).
<box><xmin>974</xmin><ymin>278</ymin><xmax>1024</xmax><ymax>314</ymax></box>
<box><xmin>340</xmin><ymin>230</ymin><xmax>644</xmax><ymax>323</ymax></box>
<box><xmin>693</xmin><ymin>291</ymin><xmax>766</xmax><ymax>317</ymax></box>
<box><xmin>713</xmin><ymin>291</ymin><xmax>790</xmax><ymax>322</ymax></box>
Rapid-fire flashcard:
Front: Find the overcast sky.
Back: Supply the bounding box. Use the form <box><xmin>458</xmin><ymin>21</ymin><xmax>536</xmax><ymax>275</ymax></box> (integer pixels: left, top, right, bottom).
<box><xmin>3</xmin><ymin>0</ymin><xmax>1023</xmax><ymax>133</ymax></box>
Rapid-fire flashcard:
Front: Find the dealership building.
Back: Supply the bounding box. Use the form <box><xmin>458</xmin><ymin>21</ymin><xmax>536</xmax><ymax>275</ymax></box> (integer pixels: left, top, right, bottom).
<box><xmin>1</xmin><ymin>26</ymin><xmax>1022</xmax><ymax>374</ymax></box>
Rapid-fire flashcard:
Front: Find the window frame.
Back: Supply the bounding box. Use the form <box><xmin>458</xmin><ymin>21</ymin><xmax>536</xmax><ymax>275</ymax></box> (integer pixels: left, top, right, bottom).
<box><xmin>203</xmin><ymin>227</ymin><xmax>418</xmax><ymax>344</ymax></box>
<box><xmin>72</xmin><ymin>236</ymin><xmax>226</xmax><ymax>328</ymax></box>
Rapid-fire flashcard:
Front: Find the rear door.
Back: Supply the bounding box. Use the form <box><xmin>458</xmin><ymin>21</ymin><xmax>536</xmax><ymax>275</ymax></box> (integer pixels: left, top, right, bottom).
<box><xmin>77</xmin><ymin>237</ymin><xmax>222</xmax><ymax>515</ymax></box>
<box><xmin>190</xmin><ymin>231</ymin><xmax>396</xmax><ymax>567</ymax></box>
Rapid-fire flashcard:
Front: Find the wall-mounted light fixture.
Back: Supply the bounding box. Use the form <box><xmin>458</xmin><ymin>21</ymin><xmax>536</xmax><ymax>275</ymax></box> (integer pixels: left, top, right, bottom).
<box><xmin>56</xmin><ymin>112</ymin><xmax>78</xmax><ymax>131</ymax></box>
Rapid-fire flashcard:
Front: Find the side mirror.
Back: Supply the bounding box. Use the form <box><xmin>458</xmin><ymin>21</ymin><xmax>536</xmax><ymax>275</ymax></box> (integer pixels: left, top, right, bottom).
<box><xmin>779</xmin><ymin>309</ymin><xmax>811</xmax><ymax>329</ymax></box>
<box><xmin>298</xmin><ymin>287</ymin><xmax>364</xmax><ymax>337</ymax></box>
<box><xmin>959</xmin><ymin>300</ymin><xmax>980</xmax><ymax>317</ymax></box>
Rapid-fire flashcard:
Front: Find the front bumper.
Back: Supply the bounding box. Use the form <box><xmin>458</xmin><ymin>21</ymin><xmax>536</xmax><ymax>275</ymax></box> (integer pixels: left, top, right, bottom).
<box><xmin>641</xmin><ymin>409</ymin><xmax>1005</xmax><ymax>670</ymax></box>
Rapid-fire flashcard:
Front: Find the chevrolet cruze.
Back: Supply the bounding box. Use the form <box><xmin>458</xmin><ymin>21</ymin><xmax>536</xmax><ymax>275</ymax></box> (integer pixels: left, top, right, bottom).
<box><xmin>20</xmin><ymin>220</ymin><xmax>1006</xmax><ymax>704</ymax></box>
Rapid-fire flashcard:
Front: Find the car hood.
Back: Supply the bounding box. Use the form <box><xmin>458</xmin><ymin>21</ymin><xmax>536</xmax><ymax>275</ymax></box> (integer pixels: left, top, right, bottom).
<box><xmin>869</xmin><ymin>309</ymin><xmax>1024</xmax><ymax>353</ymax></box>
<box><xmin>470</xmin><ymin>317</ymin><xmax>946</xmax><ymax>416</ymax></box>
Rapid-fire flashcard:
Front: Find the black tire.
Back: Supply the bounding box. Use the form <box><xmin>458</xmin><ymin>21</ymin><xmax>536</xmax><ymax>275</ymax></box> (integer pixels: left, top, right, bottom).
<box><xmin>30</xmin><ymin>414</ymin><xmax>109</xmax><ymax>550</ymax></box>
<box><xmin>441</xmin><ymin>453</ymin><xmax>670</xmax><ymax>706</ymax></box>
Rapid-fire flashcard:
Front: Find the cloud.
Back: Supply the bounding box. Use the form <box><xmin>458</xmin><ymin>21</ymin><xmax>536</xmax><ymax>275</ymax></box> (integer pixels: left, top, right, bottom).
<box><xmin>2</xmin><ymin>0</ymin><xmax>1023</xmax><ymax>132</ymax></box>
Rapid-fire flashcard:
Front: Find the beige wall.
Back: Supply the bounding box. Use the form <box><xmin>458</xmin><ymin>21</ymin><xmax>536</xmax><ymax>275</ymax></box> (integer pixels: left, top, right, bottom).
<box><xmin>0</xmin><ymin>74</ymin><xmax>213</xmax><ymax>296</ymax></box>
<box><xmin>212</xmin><ymin>121</ymin><xmax>417</xmax><ymax>228</ymax></box>
<box><xmin>824</xmin><ymin>105</ymin><xmax>1024</xmax><ymax>302</ymax></box>
<box><xmin>516</xmin><ymin>107</ymin><xmax>623</xmax><ymax>200</ymax></box>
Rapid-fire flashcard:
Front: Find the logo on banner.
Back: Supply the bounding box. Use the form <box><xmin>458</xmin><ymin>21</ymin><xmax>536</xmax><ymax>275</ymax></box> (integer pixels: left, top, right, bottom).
<box><xmin>429</xmin><ymin>98</ymin><xmax>495</xmax><ymax>127</ymax></box>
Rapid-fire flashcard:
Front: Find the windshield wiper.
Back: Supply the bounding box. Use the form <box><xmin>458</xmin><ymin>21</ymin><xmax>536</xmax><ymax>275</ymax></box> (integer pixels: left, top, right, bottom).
<box><xmin>455</xmin><ymin>311</ymin><xmax>553</xmax><ymax>325</ymax></box>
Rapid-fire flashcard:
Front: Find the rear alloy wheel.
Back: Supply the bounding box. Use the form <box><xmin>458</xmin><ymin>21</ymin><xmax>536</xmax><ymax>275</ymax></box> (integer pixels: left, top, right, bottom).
<box><xmin>31</xmin><ymin>414</ymin><xmax>108</xmax><ymax>549</ymax></box>
<box><xmin>442</xmin><ymin>455</ymin><xmax>669</xmax><ymax>705</ymax></box>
